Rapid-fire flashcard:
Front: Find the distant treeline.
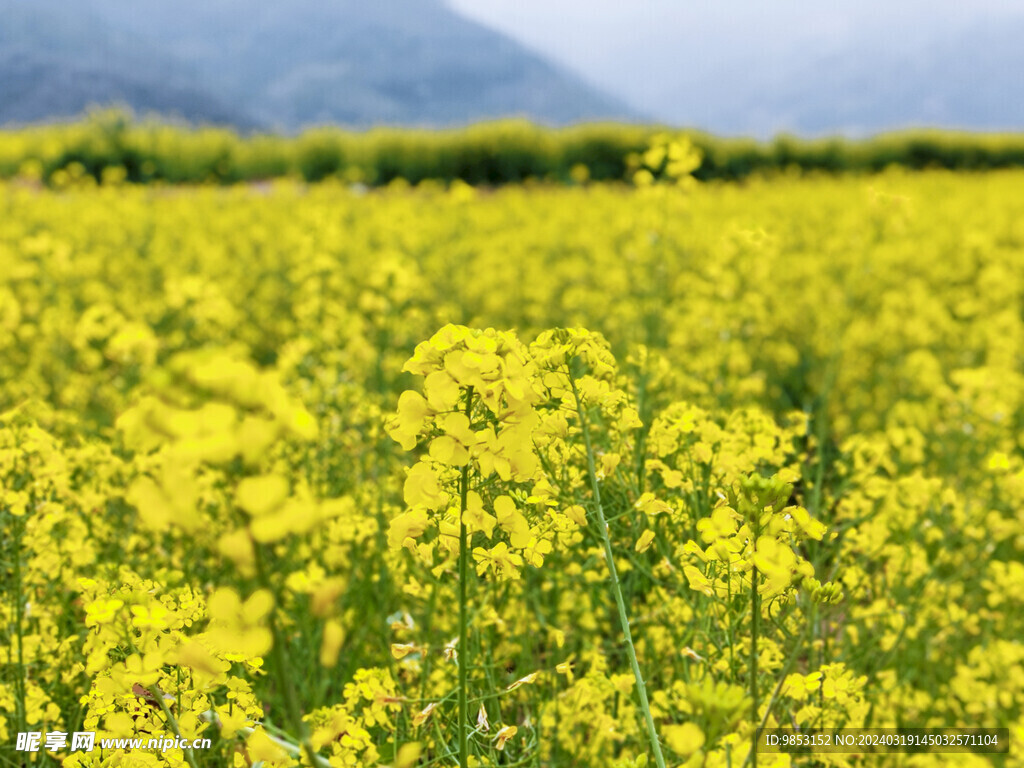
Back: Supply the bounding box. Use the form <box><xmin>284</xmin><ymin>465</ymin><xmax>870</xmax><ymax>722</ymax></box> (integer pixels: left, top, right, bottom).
<box><xmin>4</xmin><ymin>112</ymin><xmax>1024</xmax><ymax>186</ymax></box>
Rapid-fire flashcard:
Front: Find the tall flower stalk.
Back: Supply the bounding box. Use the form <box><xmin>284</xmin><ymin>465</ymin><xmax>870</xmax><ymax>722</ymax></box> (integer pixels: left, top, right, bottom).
<box><xmin>749</xmin><ymin>524</ymin><xmax>760</xmax><ymax>768</ymax></box>
<box><xmin>385</xmin><ymin>325</ymin><xmax>551</xmax><ymax>766</ymax></box>
<box><xmin>567</xmin><ymin>370</ymin><xmax>668</xmax><ymax>768</ymax></box>
<box><xmin>456</xmin><ymin>386</ymin><xmax>474</xmax><ymax>768</ymax></box>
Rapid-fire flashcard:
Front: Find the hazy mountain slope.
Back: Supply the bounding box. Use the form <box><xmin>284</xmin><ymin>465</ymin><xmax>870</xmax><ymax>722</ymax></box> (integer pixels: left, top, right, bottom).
<box><xmin>634</xmin><ymin>14</ymin><xmax>1024</xmax><ymax>136</ymax></box>
<box><xmin>682</xmin><ymin>16</ymin><xmax>1024</xmax><ymax>136</ymax></box>
<box><xmin>446</xmin><ymin>1</ymin><xmax>1024</xmax><ymax>136</ymax></box>
<box><xmin>65</xmin><ymin>0</ymin><xmax>634</xmax><ymax>129</ymax></box>
<box><xmin>0</xmin><ymin>0</ymin><xmax>256</xmax><ymax>127</ymax></box>
<box><xmin>4</xmin><ymin>0</ymin><xmax>1023</xmax><ymax>135</ymax></box>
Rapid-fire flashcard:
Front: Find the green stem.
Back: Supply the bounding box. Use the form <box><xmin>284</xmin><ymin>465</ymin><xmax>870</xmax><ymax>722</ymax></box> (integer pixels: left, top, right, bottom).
<box><xmin>151</xmin><ymin>685</ymin><xmax>203</xmax><ymax>768</ymax></box>
<box><xmin>123</xmin><ymin>637</ymin><xmax>201</xmax><ymax>768</ymax></box>
<box><xmin>253</xmin><ymin>542</ymin><xmax>320</xmax><ymax>768</ymax></box>
<box><xmin>568</xmin><ymin>373</ymin><xmax>667</xmax><ymax>768</ymax></box>
<box><xmin>10</xmin><ymin>513</ymin><xmax>27</xmax><ymax>737</ymax></box>
<box><xmin>743</xmin><ymin>598</ymin><xmax>815</xmax><ymax>768</ymax></box>
<box><xmin>749</xmin><ymin>500</ymin><xmax>764</xmax><ymax>768</ymax></box>
<box><xmin>457</xmin><ymin>385</ymin><xmax>475</xmax><ymax>768</ymax></box>
<box><xmin>750</xmin><ymin>562</ymin><xmax>759</xmax><ymax>768</ymax></box>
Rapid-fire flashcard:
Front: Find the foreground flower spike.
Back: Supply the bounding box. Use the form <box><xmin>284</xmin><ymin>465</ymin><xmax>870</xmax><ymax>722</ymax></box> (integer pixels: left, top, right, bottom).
<box><xmin>386</xmin><ymin>324</ymin><xmax>547</xmax><ymax>572</ymax></box>
<box><xmin>385</xmin><ymin>324</ymin><xmax>546</xmax><ymax>768</ymax></box>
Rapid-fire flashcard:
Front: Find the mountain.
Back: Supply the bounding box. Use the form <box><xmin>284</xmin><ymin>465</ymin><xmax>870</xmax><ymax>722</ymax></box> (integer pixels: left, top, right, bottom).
<box><xmin>0</xmin><ymin>0</ymin><xmax>255</xmax><ymax>127</ymax></box>
<box><xmin>660</xmin><ymin>15</ymin><xmax>1024</xmax><ymax>136</ymax></box>
<box><xmin>446</xmin><ymin>1</ymin><xmax>1024</xmax><ymax>137</ymax></box>
<box><xmin>0</xmin><ymin>0</ymin><xmax>633</xmax><ymax>130</ymax></box>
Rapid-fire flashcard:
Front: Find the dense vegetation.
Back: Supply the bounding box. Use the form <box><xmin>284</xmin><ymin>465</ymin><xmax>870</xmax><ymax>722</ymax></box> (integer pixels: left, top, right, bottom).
<box><xmin>6</xmin><ymin>114</ymin><xmax>1024</xmax><ymax>187</ymax></box>
<box><xmin>1</xmin><ymin>157</ymin><xmax>1021</xmax><ymax>767</ymax></box>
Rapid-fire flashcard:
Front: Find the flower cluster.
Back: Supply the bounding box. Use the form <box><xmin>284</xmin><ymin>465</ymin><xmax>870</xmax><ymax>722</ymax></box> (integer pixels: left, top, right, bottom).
<box><xmin>386</xmin><ymin>324</ymin><xmax>555</xmax><ymax>579</ymax></box>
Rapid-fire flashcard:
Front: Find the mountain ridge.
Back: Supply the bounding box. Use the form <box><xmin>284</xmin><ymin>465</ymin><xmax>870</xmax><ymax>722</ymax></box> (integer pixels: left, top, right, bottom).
<box><xmin>0</xmin><ymin>0</ymin><xmax>635</xmax><ymax>131</ymax></box>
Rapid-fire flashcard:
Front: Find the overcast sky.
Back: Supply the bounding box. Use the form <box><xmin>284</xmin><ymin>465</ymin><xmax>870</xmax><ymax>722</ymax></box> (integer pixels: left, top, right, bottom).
<box><xmin>446</xmin><ymin>0</ymin><xmax>1024</xmax><ymax>127</ymax></box>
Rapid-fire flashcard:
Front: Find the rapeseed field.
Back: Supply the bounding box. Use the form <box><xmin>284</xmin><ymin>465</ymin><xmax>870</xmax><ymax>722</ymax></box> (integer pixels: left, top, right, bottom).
<box><xmin>1</xmin><ymin>161</ymin><xmax>1021</xmax><ymax>767</ymax></box>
